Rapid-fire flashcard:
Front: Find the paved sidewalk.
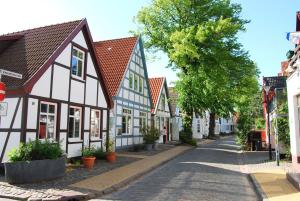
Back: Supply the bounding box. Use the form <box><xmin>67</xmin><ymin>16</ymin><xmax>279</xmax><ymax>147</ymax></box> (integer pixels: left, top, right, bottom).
<box><xmin>70</xmin><ymin>145</ymin><xmax>191</xmax><ymax>195</ymax></box>
<box><xmin>242</xmin><ymin>151</ymin><xmax>299</xmax><ymax>201</ymax></box>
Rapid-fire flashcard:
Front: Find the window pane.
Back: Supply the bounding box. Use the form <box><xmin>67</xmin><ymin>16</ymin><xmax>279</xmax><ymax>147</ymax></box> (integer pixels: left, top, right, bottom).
<box><xmin>49</xmin><ymin>105</ymin><xmax>55</xmax><ymax>113</ymax></box>
<box><xmin>128</xmin><ymin>116</ymin><xmax>131</xmax><ymax>134</ymax></box>
<box><xmin>75</xmin><ymin>118</ymin><xmax>80</xmax><ymax>138</ymax></box>
<box><xmin>71</xmin><ymin>57</ymin><xmax>78</xmax><ymax>75</ymax></box>
<box><xmin>78</xmin><ymin>60</ymin><xmax>83</xmax><ymax>77</ymax></box>
<box><xmin>139</xmin><ymin>77</ymin><xmax>143</xmax><ymax>93</ymax></box>
<box><xmin>72</xmin><ymin>49</ymin><xmax>78</xmax><ymax>56</ymax></box>
<box><xmin>129</xmin><ymin>73</ymin><xmax>133</xmax><ymax>88</ymax></box>
<box><xmin>69</xmin><ymin>108</ymin><xmax>74</xmax><ymax>116</ymax></box>
<box><xmin>68</xmin><ymin>117</ymin><xmax>74</xmax><ymax>138</ymax></box>
<box><xmin>41</xmin><ymin>103</ymin><xmax>47</xmax><ymax>113</ymax></box>
<box><xmin>122</xmin><ymin>116</ymin><xmax>126</xmax><ymax>133</ymax></box>
<box><xmin>134</xmin><ymin>75</ymin><xmax>138</xmax><ymax>91</ymax></box>
<box><xmin>78</xmin><ymin>51</ymin><xmax>83</xmax><ymax>59</ymax></box>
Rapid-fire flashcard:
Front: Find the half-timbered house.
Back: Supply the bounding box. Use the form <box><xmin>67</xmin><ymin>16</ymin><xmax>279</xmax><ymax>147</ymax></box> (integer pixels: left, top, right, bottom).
<box><xmin>0</xmin><ymin>19</ymin><xmax>111</xmax><ymax>163</ymax></box>
<box><xmin>94</xmin><ymin>37</ymin><xmax>152</xmax><ymax>149</ymax></box>
<box><xmin>149</xmin><ymin>77</ymin><xmax>172</xmax><ymax>143</ymax></box>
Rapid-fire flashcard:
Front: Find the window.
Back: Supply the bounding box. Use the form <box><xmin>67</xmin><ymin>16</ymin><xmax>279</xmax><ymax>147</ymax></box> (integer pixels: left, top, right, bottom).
<box><xmin>39</xmin><ymin>102</ymin><xmax>57</xmax><ymax>140</ymax></box>
<box><xmin>68</xmin><ymin>106</ymin><xmax>82</xmax><ymax>139</ymax></box>
<box><xmin>139</xmin><ymin>77</ymin><xmax>143</xmax><ymax>93</ymax></box>
<box><xmin>129</xmin><ymin>72</ymin><xmax>133</xmax><ymax>89</ymax></box>
<box><xmin>156</xmin><ymin>116</ymin><xmax>160</xmax><ymax>130</ymax></box>
<box><xmin>134</xmin><ymin>74</ymin><xmax>138</xmax><ymax>91</ymax></box>
<box><xmin>71</xmin><ymin>47</ymin><xmax>85</xmax><ymax>79</ymax></box>
<box><xmin>122</xmin><ymin>108</ymin><xmax>132</xmax><ymax>135</ymax></box>
<box><xmin>160</xmin><ymin>95</ymin><xmax>165</xmax><ymax>110</ymax></box>
<box><xmin>139</xmin><ymin>112</ymin><xmax>147</xmax><ymax>129</ymax></box>
<box><xmin>91</xmin><ymin>109</ymin><xmax>101</xmax><ymax>138</ymax></box>
<box><xmin>197</xmin><ymin>119</ymin><xmax>200</xmax><ymax>133</ymax></box>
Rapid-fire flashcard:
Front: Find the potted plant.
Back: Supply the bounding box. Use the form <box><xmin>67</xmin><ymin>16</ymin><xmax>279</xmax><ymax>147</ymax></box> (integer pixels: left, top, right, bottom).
<box><xmin>106</xmin><ymin>138</ymin><xmax>116</xmax><ymax>163</ymax></box>
<box><xmin>82</xmin><ymin>146</ymin><xmax>96</xmax><ymax>169</ymax></box>
<box><xmin>5</xmin><ymin>140</ymin><xmax>65</xmax><ymax>184</ymax></box>
<box><xmin>141</xmin><ymin>126</ymin><xmax>160</xmax><ymax>151</ymax></box>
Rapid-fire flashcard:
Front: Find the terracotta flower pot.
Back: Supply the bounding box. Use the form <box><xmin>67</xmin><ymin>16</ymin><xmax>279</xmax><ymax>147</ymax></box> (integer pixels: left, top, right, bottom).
<box><xmin>106</xmin><ymin>152</ymin><xmax>116</xmax><ymax>163</ymax></box>
<box><xmin>82</xmin><ymin>156</ymin><xmax>96</xmax><ymax>169</ymax></box>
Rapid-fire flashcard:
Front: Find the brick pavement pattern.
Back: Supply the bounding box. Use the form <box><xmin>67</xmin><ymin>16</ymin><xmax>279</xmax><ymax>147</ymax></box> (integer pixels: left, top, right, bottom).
<box><xmin>96</xmin><ymin>136</ymin><xmax>257</xmax><ymax>201</ymax></box>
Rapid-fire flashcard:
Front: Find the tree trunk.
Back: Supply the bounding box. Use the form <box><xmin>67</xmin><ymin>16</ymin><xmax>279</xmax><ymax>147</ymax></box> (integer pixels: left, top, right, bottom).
<box><xmin>208</xmin><ymin>112</ymin><xmax>216</xmax><ymax>139</ymax></box>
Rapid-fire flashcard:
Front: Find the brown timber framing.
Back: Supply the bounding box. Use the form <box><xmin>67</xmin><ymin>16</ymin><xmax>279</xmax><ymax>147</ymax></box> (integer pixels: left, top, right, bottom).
<box><xmin>21</xmin><ymin>95</ymin><xmax>28</xmax><ymax>143</ymax></box>
<box><xmin>0</xmin><ymin>98</ymin><xmax>22</xmax><ymax>162</ymax></box>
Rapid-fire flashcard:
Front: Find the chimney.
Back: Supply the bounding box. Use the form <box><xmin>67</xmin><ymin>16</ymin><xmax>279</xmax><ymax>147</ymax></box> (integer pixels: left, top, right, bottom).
<box><xmin>297</xmin><ymin>11</ymin><xmax>300</xmax><ymax>31</ymax></box>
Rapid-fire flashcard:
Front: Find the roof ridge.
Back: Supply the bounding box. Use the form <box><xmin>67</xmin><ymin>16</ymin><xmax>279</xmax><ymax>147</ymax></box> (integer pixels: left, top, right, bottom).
<box><xmin>94</xmin><ymin>36</ymin><xmax>138</xmax><ymax>44</ymax></box>
<box><xmin>0</xmin><ymin>19</ymin><xmax>84</xmax><ymax>36</ymax></box>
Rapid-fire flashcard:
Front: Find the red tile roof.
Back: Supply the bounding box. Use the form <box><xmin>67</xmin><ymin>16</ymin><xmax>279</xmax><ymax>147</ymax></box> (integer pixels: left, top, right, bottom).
<box><xmin>94</xmin><ymin>37</ymin><xmax>138</xmax><ymax>97</ymax></box>
<box><xmin>149</xmin><ymin>77</ymin><xmax>165</xmax><ymax>113</ymax></box>
<box><xmin>0</xmin><ymin>20</ymin><xmax>82</xmax><ymax>89</ymax></box>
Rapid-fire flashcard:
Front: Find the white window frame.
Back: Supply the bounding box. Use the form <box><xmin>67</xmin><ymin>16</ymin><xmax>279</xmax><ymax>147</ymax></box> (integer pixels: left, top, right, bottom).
<box><xmin>122</xmin><ymin>108</ymin><xmax>132</xmax><ymax>135</ymax></box>
<box><xmin>68</xmin><ymin>106</ymin><xmax>82</xmax><ymax>141</ymax></box>
<box><xmin>90</xmin><ymin>109</ymin><xmax>101</xmax><ymax>139</ymax></box>
<box><xmin>39</xmin><ymin>101</ymin><xmax>57</xmax><ymax>140</ymax></box>
<box><xmin>71</xmin><ymin>46</ymin><xmax>85</xmax><ymax>80</ymax></box>
<box><xmin>139</xmin><ymin>112</ymin><xmax>147</xmax><ymax>129</ymax></box>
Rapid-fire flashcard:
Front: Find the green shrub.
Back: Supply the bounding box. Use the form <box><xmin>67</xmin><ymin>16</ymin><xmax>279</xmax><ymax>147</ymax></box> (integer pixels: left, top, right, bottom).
<box><xmin>141</xmin><ymin>126</ymin><xmax>160</xmax><ymax>144</ymax></box>
<box><xmin>179</xmin><ymin>130</ymin><xmax>197</xmax><ymax>146</ymax></box>
<box><xmin>8</xmin><ymin>140</ymin><xmax>63</xmax><ymax>162</ymax></box>
<box><xmin>93</xmin><ymin>147</ymin><xmax>106</xmax><ymax>159</ymax></box>
<box><xmin>82</xmin><ymin>146</ymin><xmax>96</xmax><ymax>157</ymax></box>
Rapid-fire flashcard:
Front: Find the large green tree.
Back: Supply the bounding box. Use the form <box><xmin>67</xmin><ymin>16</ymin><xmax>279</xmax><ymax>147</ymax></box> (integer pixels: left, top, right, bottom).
<box><xmin>136</xmin><ymin>0</ymin><xmax>259</xmax><ymax>136</ymax></box>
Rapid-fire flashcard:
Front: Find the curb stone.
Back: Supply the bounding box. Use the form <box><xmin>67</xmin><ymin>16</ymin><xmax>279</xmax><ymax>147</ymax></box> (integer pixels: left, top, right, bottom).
<box><xmin>89</xmin><ymin>146</ymin><xmax>194</xmax><ymax>199</ymax></box>
<box><xmin>247</xmin><ymin>174</ymin><xmax>269</xmax><ymax>201</ymax></box>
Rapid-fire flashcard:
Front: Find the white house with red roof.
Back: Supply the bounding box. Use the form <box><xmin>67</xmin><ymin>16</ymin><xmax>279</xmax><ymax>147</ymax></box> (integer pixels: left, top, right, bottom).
<box><xmin>94</xmin><ymin>36</ymin><xmax>152</xmax><ymax>149</ymax></box>
<box><xmin>0</xmin><ymin>19</ymin><xmax>111</xmax><ymax>163</ymax></box>
<box><xmin>149</xmin><ymin>77</ymin><xmax>172</xmax><ymax>143</ymax></box>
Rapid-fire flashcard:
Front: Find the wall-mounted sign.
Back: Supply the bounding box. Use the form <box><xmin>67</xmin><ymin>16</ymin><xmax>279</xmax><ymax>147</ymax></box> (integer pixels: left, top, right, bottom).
<box><xmin>0</xmin><ymin>102</ymin><xmax>8</xmax><ymax>116</ymax></box>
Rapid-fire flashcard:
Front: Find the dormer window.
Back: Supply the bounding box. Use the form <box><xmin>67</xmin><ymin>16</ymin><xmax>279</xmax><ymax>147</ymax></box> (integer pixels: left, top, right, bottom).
<box><xmin>71</xmin><ymin>47</ymin><xmax>85</xmax><ymax>79</ymax></box>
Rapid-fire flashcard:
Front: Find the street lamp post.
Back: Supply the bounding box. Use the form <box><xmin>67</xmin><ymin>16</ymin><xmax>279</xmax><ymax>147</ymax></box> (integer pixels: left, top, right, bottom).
<box><xmin>264</xmin><ymin>81</ymin><xmax>272</xmax><ymax>160</ymax></box>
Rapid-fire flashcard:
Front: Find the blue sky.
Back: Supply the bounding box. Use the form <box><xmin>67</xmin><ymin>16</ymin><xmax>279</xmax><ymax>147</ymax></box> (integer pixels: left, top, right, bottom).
<box><xmin>1</xmin><ymin>0</ymin><xmax>298</xmax><ymax>84</ymax></box>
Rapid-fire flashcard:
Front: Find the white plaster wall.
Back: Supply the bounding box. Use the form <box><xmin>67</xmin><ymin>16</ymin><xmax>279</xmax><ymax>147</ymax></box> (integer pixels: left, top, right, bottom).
<box><xmin>70</xmin><ymin>80</ymin><xmax>85</xmax><ymax>104</ymax></box>
<box><xmin>68</xmin><ymin>144</ymin><xmax>82</xmax><ymax>158</ymax></box>
<box><xmin>72</xmin><ymin>31</ymin><xmax>88</xmax><ymax>49</ymax></box>
<box><xmin>84</xmin><ymin>132</ymin><xmax>89</xmax><ymax>147</ymax></box>
<box><xmin>98</xmin><ymin>83</ymin><xmax>108</xmax><ymax>108</ymax></box>
<box><xmin>3</xmin><ymin>132</ymin><xmax>20</xmax><ymax>162</ymax></box>
<box><xmin>12</xmin><ymin>99</ymin><xmax>23</xmax><ymax>129</ymax></box>
<box><xmin>116</xmin><ymin>138</ymin><xmax>121</xmax><ymax>147</ymax></box>
<box><xmin>26</xmin><ymin>132</ymin><xmax>36</xmax><ymax>142</ymax></box>
<box><xmin>52</xmin><ymin>65</ymin><xmax>69</xmax><ymax>101</ymax></box>
<box><xmin>86</xmin><ymin>53</ymin><xmax>97</xmax><ymax>77</ymax></box>
<box><xmin>287</xmin><ymin>72</ymin><xmax>300</xmax><ymax>156</ymax></box>
<box><xmin>1</xmin><ymin>98</ymin><xmax>21</xmax><ymax>129</ymax></box>
<box><xmin>0</xmin><ymin>132</ymin><xmax>8</xmax><ymax>162</ymax></box>
<box><xmin>90</xmin><ymin>141</ymin><xmax>102</xmax><ymax>149</ymax></box>
<box><xmin>60</xmin><ymin>132</ymin><xmax>67</xmax><ymax>152</ymax></box>
<box><xmin>31</xmin><ymin>66</ymin><xmax>51</xmax><ymax>97</ymax></box>
<box><xmin>85</xmin><ymin>77</ymin><xmax>97</xmax><ymax>106</ymax></box>
<box><xmin>60</xmin><ymin>103</ymin><xmax>68</xmax><ymax>130</ymax></box>
<box><xmin>27</xmin><ymin>98</ymin><xmax>38</xmax><ymax>129</ymax></box>
<box><xmin>55</xmin><ymin>43</ymin><xmax>71</xmax><ymax>66</ymax></box>
<box><xmin>84</xmin><ymin>107</ymin><xmax>90</xmax><ymax>130</ymax></box>
<box><xmin>103</xmin><ymin>110</ymin><xmax>107</xmax><ymax>130</ymax></box>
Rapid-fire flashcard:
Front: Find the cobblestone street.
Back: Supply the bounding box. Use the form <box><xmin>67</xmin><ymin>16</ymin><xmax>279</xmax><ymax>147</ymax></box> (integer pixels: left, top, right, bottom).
<box><xmin>98</xmin><ymin>136</ymin><xmax>258</xmax><ymax>201</ymax></box>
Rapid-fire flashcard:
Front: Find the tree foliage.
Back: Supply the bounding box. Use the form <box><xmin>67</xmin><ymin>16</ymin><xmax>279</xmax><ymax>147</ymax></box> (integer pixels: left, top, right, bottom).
<box><xmin>135</xmin><ymin>0</ymin><xmax>259</xmax><ymax>136</ymax></box>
